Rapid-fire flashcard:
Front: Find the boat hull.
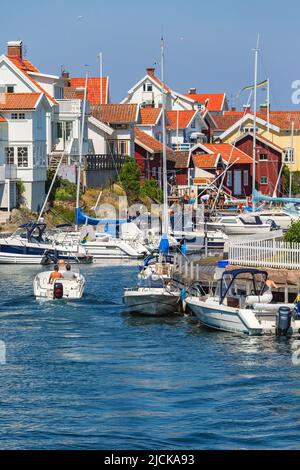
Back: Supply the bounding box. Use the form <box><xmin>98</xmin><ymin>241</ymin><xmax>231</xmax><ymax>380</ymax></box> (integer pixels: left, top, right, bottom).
<box><xmin>123</xmin><ymin>289</ymin><xmax>180</xmax><ymax>316</ymax></box>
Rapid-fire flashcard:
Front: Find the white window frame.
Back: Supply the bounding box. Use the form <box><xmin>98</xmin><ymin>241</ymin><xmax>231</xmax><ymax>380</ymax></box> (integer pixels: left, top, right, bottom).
<box><xmin>259</xmin><ymin>153</ymin><xmax>268</xmax><ymax>161</ymax></box>
<box><xmin>5</xmin><ymin>147</ymin><xmax>14</xmax><ymax>165</ymax></box>
<box><xmin>260</xmin><ymin>176</ymin><xmax>268</xmax><ymax>185</ymax></box>
<box><xmin>17</xmin><ymin>146</ymin><xmax>29</xmax><ymax>168</ymax></box>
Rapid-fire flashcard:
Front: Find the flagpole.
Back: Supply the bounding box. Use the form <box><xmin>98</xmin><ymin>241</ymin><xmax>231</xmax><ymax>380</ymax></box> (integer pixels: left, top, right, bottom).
<box><xmin>267</xmin><ymin>77</ymin><xmax>270</xmax><ymax>132</ymax></box>
<box><xmin>98</xmin><ymin>52</ymin><xmax>103</xmax><ymax>104</ymax></box>
<box><xmin>252</xmin><ymin>35</ymin><xmax>259</xmax><ymax>212</ymax></box>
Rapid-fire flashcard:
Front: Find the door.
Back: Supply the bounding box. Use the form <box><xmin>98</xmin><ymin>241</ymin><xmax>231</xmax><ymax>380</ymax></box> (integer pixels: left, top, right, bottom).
<box><xmin>234</xmin><ymin>170</ymin><xmax>242</xmax><ymax>196</ymax></box>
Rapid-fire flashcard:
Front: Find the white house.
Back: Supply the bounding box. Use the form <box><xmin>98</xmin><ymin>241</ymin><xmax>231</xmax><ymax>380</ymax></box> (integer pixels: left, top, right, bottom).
<box><xmin>121</xmin><ymin>67</ymin><xmax>196</xmax><ymax>111</ymax></box>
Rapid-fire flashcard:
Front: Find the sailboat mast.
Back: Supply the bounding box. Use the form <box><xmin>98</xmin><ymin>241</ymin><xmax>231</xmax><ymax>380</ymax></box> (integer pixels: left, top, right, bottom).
<box><xmin>75</xmin><ymin>71</ymin><xmax>89</xmax><ymax>230</ymax></box>
<box><xmin>252</xmin><ymin>35</ymin><xmax>259</xmax><ymax>212</ymax></box>
<box><xmin>161</xmin><ymin>37</ymin><xmax>168</xmax><ymax>236</ymax></box>
<box><xmin>289</xmin><ymin>121</ymin><xmax>294</xmax><ymax>198</ymax></box>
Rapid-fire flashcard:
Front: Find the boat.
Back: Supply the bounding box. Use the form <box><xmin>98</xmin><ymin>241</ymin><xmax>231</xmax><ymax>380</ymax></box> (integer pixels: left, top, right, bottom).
<box><xmin>123</xmin><ymin>254</ymin><xmax>181</xmax><ymax>316</ymax></box>
<box><xmin>123</xmin><ymin>38</ymin><xmax>182</xmax><ymax>316</ymax></box>
<box><xmin>33</xmin><ymin>267</ymin><xmax>85</xmax><ymax>299</ymax></box>
<box><xmin>172</xmin><ymin>229</ymin><xmax>227</xmax><ymax>252</ymax></box>
<box><xmin>186</xmin><ymin>268</ymin><xmax>300</xmax><ymax>336</ymax></box>
<box><xmin>252</xmin><ymin>207</ymin><xmax>299</xmax><ymax>231</ymax></box>
<box><xmin>205</xmin><ymin>214</ymin><xmax>276</xmax><ymax>236</ymax></box>
<box><xmin>0</xmin><ymin>222</ymin><xmax>92</xmax><ymax>265</ymax></box>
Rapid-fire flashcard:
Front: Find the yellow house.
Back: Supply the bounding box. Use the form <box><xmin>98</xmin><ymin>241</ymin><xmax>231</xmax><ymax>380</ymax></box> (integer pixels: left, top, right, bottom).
<box><xmin>215</xmin><ymin>106</ymin><xmax>300</xmax><ymax>171</ymax></box>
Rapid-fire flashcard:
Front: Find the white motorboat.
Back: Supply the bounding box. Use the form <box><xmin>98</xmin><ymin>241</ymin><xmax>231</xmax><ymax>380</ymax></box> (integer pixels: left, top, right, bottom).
<box><xmin>33</xmin><ymin>268</ymin><xmax>85</xmax><ymax>299</ymax></box>
<box><xmin>123</xmin><ymin>254</ymin><xmax>182</xmax><ymax>316</ymax></box>
<box><xmin>253</xmin><ymin>207</ymin><xmax>300</xmax><ymax>231</ymax></box>
<box><xmin>186</xmin><ymin>268</ymin><xmax>300</xmax><ymax>336</ymax></box>
<box><xmin>205</xmin><ymin>215</ymin><xmax>275</xmax><ymax>236</ymax></box>
<box><xmin>172</xmin><ymin>229</ymin><xmax>228</xmax><ymax>252</ymax></box>
<box><xmin>0</xmin><ymin>223</ymin><xmax>91</xmax><ymax>265</ymax></box>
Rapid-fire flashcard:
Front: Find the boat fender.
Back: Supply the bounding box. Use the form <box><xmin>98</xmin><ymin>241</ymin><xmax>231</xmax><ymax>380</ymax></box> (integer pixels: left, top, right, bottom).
<box><xmin>180</xmin><ymin>288</ymin><xmax>187</xmax><ymax>313</ymax></box>
<box><xmin>53</xmin><ymin>282</ymin><xmax>63</xmax><ymax>300</ymax></box>
<box><xmin>276</xmin><ymin>306</ymin><xmax>292</xmax><ymax>336</ymax></box>
<box><xmin>151</xmin><ymin>274</ymin><xmax>160</xmax><ymax>282</ymax></box>
<box><xmin>245</xmin><ymin>292</ymin><xmax>273</xmax><ymax>306</ymax></box>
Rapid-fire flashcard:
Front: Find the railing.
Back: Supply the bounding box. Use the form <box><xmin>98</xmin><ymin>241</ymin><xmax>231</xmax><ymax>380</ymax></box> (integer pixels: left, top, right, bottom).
<box><xmin>85</xmin><ymin>154</ymin><xmax>125</xmax><ymax>171</ymax></box>
<box><xmin>171</xmin><ymin>143</ymin><xmax>195</xmax><ymax>151</ymax></box>
<box><xmin>228</xmin><ymin>239</ymin><xmax>300</xmax><ymax>270</ymax></box>
<box><xmin>56</xmin><ymin>99</ymin><xmax>89</xmax><ymax>115</ymax></box>
<box><xmin>5</xmin><ymin>164</ymin><xmax>17</xmax><ymax>180</ymax></box>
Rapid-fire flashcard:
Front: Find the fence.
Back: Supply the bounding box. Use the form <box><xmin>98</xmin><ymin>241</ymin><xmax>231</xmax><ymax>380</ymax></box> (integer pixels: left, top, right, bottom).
<box><xmin>228</xmin><ymin>239</ymin><xmax>300</xmax><ymax>270</ymax></box>
<box><xmin>173</xmin><ymin>254</ymin><xmax>215</xmax><ymax>283</ymax></box>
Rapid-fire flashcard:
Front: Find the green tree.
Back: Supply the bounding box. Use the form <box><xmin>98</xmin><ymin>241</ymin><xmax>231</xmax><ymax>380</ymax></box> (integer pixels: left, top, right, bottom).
<box><xmin>140</xmin><ymin>178</ymin><xmax>163</xmax><ymax>202</ymax></box>
<box><xmin>16</xmin><ymin>180</ymin><xmax>25</xmax><ymax>208</ymax></box>
<box><xmin>282</xmin><ymin>165</ymin><xmax>298</xmax><ymax>196</ymax></box>
<box><xmin>118</xmin><ymin>156</ymin><xmax>141</xmax><ymax>202</ymax></box>
<box><xmin>284</xmin><ymin>219</ymin><xmax>300</xmax><ymax>243</ymax></box>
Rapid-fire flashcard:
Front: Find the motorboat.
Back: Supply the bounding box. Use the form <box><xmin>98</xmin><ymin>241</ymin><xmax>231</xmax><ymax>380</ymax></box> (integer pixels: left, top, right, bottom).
<box><xmin>205</xmin><ymin>215</ymin><xmax>276</xmax><ymax>236</ymax></box>
<box><xmin>186</xmin><ymin>268</ymin><xmax>300</xmax><ymax>336</ymax></box>
<box><xmin>0</xmin><ymin>222</ymin><xmax>92</xmax><ymax>265</ymax></box>
<box><xmin>33</xmin><ymin>268</ymin><xmax>85</xmax><ymax>299</ymax></box>
<box><xmin>252</xmin><ymin>206</ymin><xmax>300</xmax><ymax>231</ymax></box>
<box><xmin>123</xmin><ymin>252</ymin><xmax>182</xmax><ymax>316</ymax></box>
<box><xmin>172</xmin><ymin>229</ymin><xmax>228</xmax><ymax>252</ymax></box>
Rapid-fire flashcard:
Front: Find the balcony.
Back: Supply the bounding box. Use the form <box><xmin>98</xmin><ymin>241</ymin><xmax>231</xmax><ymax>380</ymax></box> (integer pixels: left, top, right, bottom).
<box><xmin>171</xmin><ymin>143</ymin><xmax>195</xmax><ymax>151</ymax></box>
<box><xmin>55</xmin><ymin>99</ymin><xmax>90</xmax><ymax>115</ymax></box>
<box><xmin>5</xmin><ymin>164</ymin><xmax>17</xmax><ymax>180</ymax></box>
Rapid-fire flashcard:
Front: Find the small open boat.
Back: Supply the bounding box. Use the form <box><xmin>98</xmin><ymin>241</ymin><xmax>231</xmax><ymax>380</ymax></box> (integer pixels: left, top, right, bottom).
<box><xmin>33</xmin><ymin>268</ymin><xmax>85</xmax><ymax>300</ymax></box>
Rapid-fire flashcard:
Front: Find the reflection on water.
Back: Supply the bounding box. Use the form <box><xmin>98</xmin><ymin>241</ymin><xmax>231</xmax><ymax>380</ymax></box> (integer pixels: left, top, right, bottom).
<box><xmin>0</xmin><ymin>264</ymin><xmax>300</xmax><ymax>449</ymax></box>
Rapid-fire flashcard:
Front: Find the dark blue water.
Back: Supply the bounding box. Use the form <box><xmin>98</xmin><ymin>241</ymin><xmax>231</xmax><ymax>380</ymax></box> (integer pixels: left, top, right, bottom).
<box><xmin>0</xmin><ymin>263</ymin><xmax>300</xmax><ymax>450</ymax></box>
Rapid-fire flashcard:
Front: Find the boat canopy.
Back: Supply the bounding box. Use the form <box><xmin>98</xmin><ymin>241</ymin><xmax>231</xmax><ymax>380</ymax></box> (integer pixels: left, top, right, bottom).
<box><xmin>75</xmin><ymin>208</ymin><xmax>128</xmax><ymax>226</ymax></box>
<box><xmin>19</xmin><ymin>222</ymin><xmax>47</xmax><ymax>242</ymax></box>
<box><xmin>219</xmin><ymin>268</ymin><xmax>268</xmax><ymax>305</ymax></box>
<box><xmin>253</xmin><ymin>189</ymin><xmax>300</xmax><ymax>205</ymax></box>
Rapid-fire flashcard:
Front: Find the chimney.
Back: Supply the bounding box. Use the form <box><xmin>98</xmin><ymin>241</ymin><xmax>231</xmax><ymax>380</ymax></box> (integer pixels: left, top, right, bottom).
<box><xmin>7</xmin><ymin>40</ymin><xmax>23</xmax><ymax>60</ymax></box>
<box><xmin>189</xmin><ymin>87</ymin><xmax>197</xmax><ymax>94</ymax></box>
<box><xmin>231</xmin><ymin>106</ymin><xmax>236</xmax><ymax>112</ymax></box>
<box><xmin>243</xmin><ymin>104</ymin><xmax>251</xmax><ymax>113</ymax></box>
<box><xmin>146</xmin><ymin>67</ymin><xmax>155</xmax><ymax>77</ymax></box>
<box><xmin>259</xmin><ymin>103</ymin><xmax>269</xmax><ymax>116</ymax></box>
<box><xmin>61</xmin><ymin>69</ymin><xmax>70</xmax><ymax>87</ymax></box>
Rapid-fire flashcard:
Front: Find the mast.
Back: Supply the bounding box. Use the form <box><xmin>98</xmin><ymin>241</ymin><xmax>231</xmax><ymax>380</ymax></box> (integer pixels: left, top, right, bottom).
<box><xmin>98</xmin><ymin>52</ymin><xmax>103</xmax><ymax>104</ymax></box>
<box><xmin>252</xmin><ymin>35</ymin><xmax>259</xmax><ymax>212</ymax></box>
<box><xmin>161</xmin><ymin>37</ymin><xmax>168</xmax><ymax>238</ymax></box>
<box><xmin>75</xmin><ymin>71</ymin><xmax>89</xmax><ymax>230</ymax></box>
<box><xmin>289</xmin><ymin>121</ymin><xmax>294</xmax><ymax>198</ymax></box>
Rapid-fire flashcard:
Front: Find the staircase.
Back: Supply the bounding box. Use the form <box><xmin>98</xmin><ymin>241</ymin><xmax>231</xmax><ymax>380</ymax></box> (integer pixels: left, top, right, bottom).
<box><xmin>0</xmin><ymin>211</ymin><xmax>10</xmax><ymax>224</ymax></box>
<box><xmin>49</xmin><ymin>151</ymin><xmax>69</xmax><ymax>171</ymax></box>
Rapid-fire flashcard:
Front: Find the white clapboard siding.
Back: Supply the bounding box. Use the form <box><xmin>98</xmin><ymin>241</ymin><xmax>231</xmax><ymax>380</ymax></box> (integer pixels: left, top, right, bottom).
<box><xmin>229</xmin><ymin>239</ymin><xmax>300</xmax><ymax>270</ymax></box>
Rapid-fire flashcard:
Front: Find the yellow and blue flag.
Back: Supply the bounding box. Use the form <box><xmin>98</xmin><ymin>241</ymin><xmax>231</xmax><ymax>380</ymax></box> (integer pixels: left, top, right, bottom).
<box><xmin>242</xmin><ymin>79</ymin><xmax>268</xmax><ymax>91</ymax></box>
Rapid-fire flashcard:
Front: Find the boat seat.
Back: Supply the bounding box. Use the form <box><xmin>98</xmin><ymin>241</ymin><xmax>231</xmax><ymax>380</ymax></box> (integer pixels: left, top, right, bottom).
<box><xmin>239</xmin><ymin>216</ymin><xmax>262</xmax><ymax>225</ymax></box>
<box><xmin>227</xmin><ymin>297</ymin><xmax>240</xmax><ymax>308</ymax></box>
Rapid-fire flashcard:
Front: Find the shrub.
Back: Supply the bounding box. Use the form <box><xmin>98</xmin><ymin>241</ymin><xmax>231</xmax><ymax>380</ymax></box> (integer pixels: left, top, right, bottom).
<box><xmin>284</xmin><ymin>219</ymin><xmax>300</xmax><ymax>243</ymax></box>
<box><xmin>140</xmin><ymin>179</ymin><xmax>163</xmax><ymax>202</ymax></box>
<box><xmin>118</xmin><ymin>156</ymin><xmax>141</xmax><ymax>202</ymax></box>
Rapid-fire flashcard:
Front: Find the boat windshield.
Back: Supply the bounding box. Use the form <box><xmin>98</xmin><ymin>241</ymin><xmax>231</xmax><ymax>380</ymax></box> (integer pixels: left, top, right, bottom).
<box><xmin>217</xmin><ymin>269</ymin><xmax>268</xmax><ymax>305</ymax></box>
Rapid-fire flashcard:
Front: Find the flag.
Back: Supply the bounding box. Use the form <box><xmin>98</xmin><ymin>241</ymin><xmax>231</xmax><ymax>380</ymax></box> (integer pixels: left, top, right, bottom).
<box><xmin>242</xmin><ymin>79</ymin><xmax>268</xmax><ymax>91</ymax></box>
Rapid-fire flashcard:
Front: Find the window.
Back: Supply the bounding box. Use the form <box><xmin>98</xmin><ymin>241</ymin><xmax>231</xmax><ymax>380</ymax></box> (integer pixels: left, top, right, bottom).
<box><xmin>227</xmin><ymin>170</ymin><xmax>232</xmax><ymax>186</ymax></box>
<box><xmin>260</xmin><ymin>176</ymin><xmax>268</xmax><ymax>185</ymax></box>
<box><xmin>119</xmin><ymin>141</ymin><xmax>127</xmax><ymax>155</ymax></box>
<box><xmin>6</xmin><ymin>85</ymin><xmax>14</xmax><ymax>93</ymax></box>
<box><xmin>243</xmin><ymin>126</ymin><xmax>259</xmax><ymax>133</ymax></box>
<box><xmin>5</xmin><ymin>147</ymin><xmax>14</xmax><ymax>165</ymax></box>
<box><xmin>243</xmin><ymin>170</ymin><xmax>249</xmax><ymax>186</ymax></box>
<box><xmin>17</xmin><ymin>147</ymin><xmax>28</xmax><ymax>167</ymax></box>
<box><xmin>143</xmin><ymin>82</ymin><xmax>153</xmax><ymax>92</ymax></box>
<box><xmin>259</xmin><ymin>153</ymin><xmax>268</xmax><ymax>161</ymax></box>
<box><xmin>11</xmin><ymin>113</ymin><xmax>25</xmax><ymax>119</ymax></box>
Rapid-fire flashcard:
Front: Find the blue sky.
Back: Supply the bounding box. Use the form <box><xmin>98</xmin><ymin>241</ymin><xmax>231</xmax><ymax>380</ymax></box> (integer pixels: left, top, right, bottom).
<box><xmin>0</xmin><ymin>0</ymin><xmax>299</xmax><ymax>109</ymax></box>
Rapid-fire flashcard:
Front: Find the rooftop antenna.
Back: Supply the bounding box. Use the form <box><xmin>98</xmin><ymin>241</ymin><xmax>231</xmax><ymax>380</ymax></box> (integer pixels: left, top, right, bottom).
<box><xmin>97</xmin><ymin>52</ymin><xmax>103</xmax><ymax>105</ymax></box>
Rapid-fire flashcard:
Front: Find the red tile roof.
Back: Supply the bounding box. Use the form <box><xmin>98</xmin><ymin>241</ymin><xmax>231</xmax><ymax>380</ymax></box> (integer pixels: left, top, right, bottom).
<box><xmin>135</xmin><ymin>128</ymin><xmax>173</xmax><ymax>155</ymax></box>
<box><xmin>139</xmin><ymin>107</ymin><xmax>161</xmax><ymax>125</ymax></box>
<box><xmin>0</xmin><ymin>115</ymin><xmax>7</xmax><ymax>122</ymax></box>
<box><xmin>91</xmin><ymin>104</ymin><xmax>138</xmax><ymax>123</ymax></box>
<box><xmin>215</xmin><ymin>110</ymin><xmax>300</xmax><ymax>131</ymax></box>
<box><xmin>70</xmin><ymin>77</ymin><xmax>108</xmax><ymax>105</ymax></box>
<box><xmin>7</xmin><ymin>56</ymin><xmax>57</xmax><ymax>105</ymax></box>
<box><xmin>202</xmin><ymin>143</ymin><xmax>253</xmax><ymax>164</ymax></box>
<box><xmin>0</xmin><ymin>93</ymin><xmax>41</xmax><ymax>110</ymax></box>
<box><xmin>172</xmin><ymin>151</ymin><xmax>190</xmax><ymax>168</ymax></box>
<box><xmin>166</xmin><ymin>110</ymin><xmax>197</xmax><ymax>129</ymax></box>
<box><xmin>193</xmin><ymin>154</ymin><xmax>220</xmax><ymax>169</ymax></box>
<box><xmin>184</xmin><ymin>93</ymin><xmax>225</xmax><ymax>111</ymax></box>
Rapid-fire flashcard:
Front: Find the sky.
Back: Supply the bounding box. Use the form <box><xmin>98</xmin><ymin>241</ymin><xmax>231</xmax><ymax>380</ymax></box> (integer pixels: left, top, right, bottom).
<box><xmin>1</xmin><ymin>0</ymin><xmax>300</xmax><ymax>110</ymax></box>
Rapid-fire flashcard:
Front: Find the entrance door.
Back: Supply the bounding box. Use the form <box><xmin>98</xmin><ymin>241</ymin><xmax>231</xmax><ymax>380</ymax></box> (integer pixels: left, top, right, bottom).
<box><xmin>234</xmin><ymin>170</ymin><xmax>242</xmax><ymax>196</ymax></box>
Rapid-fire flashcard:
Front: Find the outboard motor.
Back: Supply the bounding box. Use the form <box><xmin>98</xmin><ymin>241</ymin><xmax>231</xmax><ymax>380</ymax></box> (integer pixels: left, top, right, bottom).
<box><xmin>53</xmin><ymin>282</ymin><xmax>63</xmax><ymax>300</ymax></box>
<box><xmin>276</xmin><ymin>306</ymin><xmax>292</xmax><ymax>336</ymax></box>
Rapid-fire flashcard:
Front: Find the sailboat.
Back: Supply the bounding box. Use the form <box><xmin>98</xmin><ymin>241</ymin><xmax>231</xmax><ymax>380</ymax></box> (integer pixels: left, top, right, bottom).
<box><xmin>123</xmin><ymin>38</ymin><xmax>182</xmax><ymax>315</ymax></box>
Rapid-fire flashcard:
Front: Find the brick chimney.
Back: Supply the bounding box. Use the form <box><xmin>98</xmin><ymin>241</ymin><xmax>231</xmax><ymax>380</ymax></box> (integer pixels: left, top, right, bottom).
<box><xmin>231</xmin><ymin>106</ymin><xmax>236</xmax><ymax>112</ymax></box>
<box><xmin>61</xmin><ymin>69</ymin><xmax>70</xmax><ymax>87</ymax></box>
<box><xmin>243</xmin><ymin>104</ymin><xmax>251</xmax><ymax>113</ymax></box>
<box><xmin>146</xmin><ymin>67</ymin><xmax>155</xmax><ymax>77</ymax></box>
<box><xmin>7</xmin><ymin>40</ymin><xmax>23</xmax><ymax>60</ymax></box>
<box><xmin>259</xmin><ymin>103</ymin><xmax>269</xmax><ymax>116</ymax></box>
<box><xmin>189</xmin><ymin>87</ymin><xmax>197</xmax><ymax>94</ymax></box>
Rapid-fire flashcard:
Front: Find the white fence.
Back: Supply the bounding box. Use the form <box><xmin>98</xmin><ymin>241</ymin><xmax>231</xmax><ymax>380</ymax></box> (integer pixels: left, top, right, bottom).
<box><xmin>229</xmin><ymin>239</ymin><xmax>300</xmax><ymax>270</ymax></box>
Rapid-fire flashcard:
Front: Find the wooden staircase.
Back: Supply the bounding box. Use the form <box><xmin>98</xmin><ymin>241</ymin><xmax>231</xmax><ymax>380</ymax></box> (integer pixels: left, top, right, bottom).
<box><xmin>49</xmin><ymin>152</ymin><xmax>69</xmax><ymax>171</ymax></box>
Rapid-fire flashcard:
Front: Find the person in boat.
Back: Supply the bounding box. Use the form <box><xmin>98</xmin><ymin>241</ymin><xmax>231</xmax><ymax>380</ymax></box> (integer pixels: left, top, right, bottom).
<box><xmin>48</xmin><ymin>265</ymin><xmax>63</xmax><ymax>284</ymax></box>
<box><xmin>63</xmin><ymin>263</ymin><xmax>76</xmax><ymax>280</ymax></box>
<box><xmin>218</xmin><ymin>190</ymin><xmax>225</xmax><ymax>210</ymax></box>
<box><xmin>262</xmin><ymin>279</ymin><xmax>278</xmax><ymax>302</ymax></box>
